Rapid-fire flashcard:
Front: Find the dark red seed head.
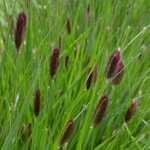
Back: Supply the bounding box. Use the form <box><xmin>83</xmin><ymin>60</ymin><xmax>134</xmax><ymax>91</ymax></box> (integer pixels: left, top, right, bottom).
<box><xmin>66</xmin><ymin>17</ymin><xmax>71</xmax><ymax>35</ymax></box>
<box><xmin>125</xmin><ymin>100</ymin><xmax>137</xmax><ymax>122</ymax></box>
<box><xmin>105</xmin><ymin>48</ymin><xmax>120</xmax><ymax>79</ymax></box>
<box><xmin>65</xmin><ymin>56</ymin><xmax>69</xmax><ymax>68</ymax></box>
<box><xmin>91</xmin><ymin>95</ymin><xmax>109</xmax><ymax>129</ymax></box>
<box><xmin>112</xmin><ymin>60</ymin><xmax>124</xmax><ymax>85</ymax></box>
<box><xmin>59</xmin><ymin>119</ymin><xmax>74</xmax><ymax>146</ymax></box>
<box><xmin>50</xmin><ymin>48</ymin><xmax>60</xmax><ymax>78</ymax></box>
<box><xmin>28</xmin><ymin>123</ymin><xmax>32</xmax><ymax>137</ymax></box>
<box><xmin>34</xmin><ymin>89</ymin><xmax>40</xmax><ymax>117</ymax></box>
<box><xmin>15</xmin><ymin>11</ymin><xmax>27</xmax><ymax>53</ymax></box>
<box><xmin>86</xmin><ymin>68</ymin><xmax>93</xmax><ymax>90</ymax></box>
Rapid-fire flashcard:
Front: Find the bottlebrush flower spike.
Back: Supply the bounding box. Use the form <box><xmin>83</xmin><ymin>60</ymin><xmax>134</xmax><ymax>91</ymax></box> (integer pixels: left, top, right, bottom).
<box><xmin>91</xmin><ymin>95</ymin><xmax>109</xmax><ymax>129</ymax></box>
<box><xmin>50</xmin><ymin>48</ymin><xmax>60</xmax><ymax>78</ymax></box>
<box><xmin>112</xmin><ymin>60</ymin><xmax>124</xmax><ymax>85</ymax></box>
<box><xmin>14</xmin><ymin>11</ymin><xmax>27</xmax><ymax>53</ymax></box>
<box><xmin>66</xmin><ymin>17</ymin><xmax>71</xmax><ymax>34</ymax></box>
<box><xmin>86</xmin><ymin>64</ymin><xmax>98</xmax><ymax>90</ymax></box>
<box><xmin>34</xmin><ymin>90</ymin><xmax>40</xmax><ymax>117</ymax></box>
<box><xmin>59</xmin><ymin>119</ymin><xmax>74</xmax><ymax>147</ymax></box>
<box><xmin>86</xmin><ymin>68</ymin><xmax>93</xmax><ymax>90</ymax></box>
<box><xmin>105</xmin><ymin>48</ymin><xmax>120</xmax><ymax>79</ymax></box>
<box><xmin>125</xmin><ymin>100</ymin><xmax>137</xmax><ymax>122</ymax></box>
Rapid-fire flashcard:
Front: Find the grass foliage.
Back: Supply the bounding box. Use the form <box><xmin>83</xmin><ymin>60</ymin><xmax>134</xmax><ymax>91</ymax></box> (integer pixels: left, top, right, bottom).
<box><xmin>0</xmin><ymin>0</ymin><xmax>150</xmax><ymax>149</ymax></box>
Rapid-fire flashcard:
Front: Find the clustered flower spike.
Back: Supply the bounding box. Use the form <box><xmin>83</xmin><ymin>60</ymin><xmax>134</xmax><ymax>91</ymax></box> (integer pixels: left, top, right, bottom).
<box><xmin>105</xmin><ymin>48</ymin><xmax>124</xmax><ymax>85</ymax></box>
<box><xmin>105</xmin><ymin>48</ymin><xmax>120</xmax><ymax>79</ymax></box>
<box><xmin>34</xmin><ymin>89</ymin><xmax>40</xmax><ymax>117</ymax></box>
<box><xmin>50</xmin><ymin>48</ymin><xmax>60</xmax><ymax>78</ymax></box>
<box><xmin>91</xmin><ymin>95</ymin><xmax>109</xmax><ymax>129</ymax></box>
<box><xmin>125</xmin><ymin>100</ymin><xmax>137</xmax><ymax>122</ymax></box>
<box><xmin>112</xmin><ymin>60</ymin><xmax>124</xmax><ymax>85</ymax></box>
<box><xmin>14</xmin><ymin>11</ymin><xmax>27</xmax><ymax>53</ymax></box>
<box><xmin>59</xmin><ymin>119</ymin><xmax>74</xmax><ymax>147</ymax></box>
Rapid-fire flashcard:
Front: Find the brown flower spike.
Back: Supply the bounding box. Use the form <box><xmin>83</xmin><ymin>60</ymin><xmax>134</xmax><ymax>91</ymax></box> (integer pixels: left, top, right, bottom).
<box><xmin>112</xmin><ymin>60</ymin><xmax>124</xmax><ymax>85</ymax></box>
<box><xmin>125</xmin><ymin>100</ymin><xmax>137</xmax><ymax>122</ymax></box>
<box><xmin>91</xmin><ymin>95</ymin><xmax>109</xmax><ymax>129</ymax></box>
<box><xmin>34</xmin><ymin>90</ymin><xmax>40</xmax><ymax>117</ymax></box>
<box><xmin>50</xmin><ymin>48</ymin><xmax>60</xmax><ymax>78</ymax></box>
<box><xmin>86</xmin><ymin>64</ymin><xmax>98</xmax><ymax>90</ymax></box>
<box><xmin>59</xmin><ymin>119</ymin><xmax>74</xmax><ymax>146</ymax></box>
<box><xmin>15</xmin><ymin>11</ymin><xmax>27</xmax><ymax>53</ymax></box>
<box><xmin>105</xmin><ymin>48</ymin><xmax>120</xmax><ymax>79</ymax></box>
<box><xmin>65</xmin><ymin>56</ymin><xmax>69</xmax><ymax>68</ymax></box>
<box><xmin>66</xmin><ymin>18</ymin><xmax>71</xmax><ymax>34</ymax></box>
<box><xmin>86</xmin><ymin>68</ymin><xmax>93</xmax><ymax>90</ymax></box>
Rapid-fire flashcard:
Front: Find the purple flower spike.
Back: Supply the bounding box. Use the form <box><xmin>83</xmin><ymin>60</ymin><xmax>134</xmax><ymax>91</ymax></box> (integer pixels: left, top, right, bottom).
<box><xmin>112</xmin><ymin>60</ymin><xmax>124</xmax><ymax>85</ymax></box>
<box><xmin>50</xmin><ymin>48</ymin><xmax>60</xmax><ymax>78</ymax></box>
<box><xmin>59</xmin><ymin>119</ymin><xmax>74</xmax><ymax>146</ymax></box>
<box><xmin>15</xmin><ymin>11</ymin><xmax>27</xmax><ymax>53</ymax></box>
<box><xmin>91</xmin><ymin>95</ymin><xmax>109</xmax><ymax>129</ymax></box>
<box><xmin>86</xmin><ymin>68</ymin><xmax>93</xmax><ymax>90</ymax></box>
<box><xmin>34</xmin><ymin>90</ymin><xmax>40</xmax><ymax>117</ymax></box>
<box><xmin>125</xmin><ymin>100</ymin><xmax>137</xmax><ymax>122</ymax></box>
<box><xmin>66</xmin><ymin>18</ymin><xmax>71</xmax><ymax>35</ymax></box>
<box><xmin>105</xmin><ymin>48</ymin><xmax>120</xmax><ymax>79</ymax></box>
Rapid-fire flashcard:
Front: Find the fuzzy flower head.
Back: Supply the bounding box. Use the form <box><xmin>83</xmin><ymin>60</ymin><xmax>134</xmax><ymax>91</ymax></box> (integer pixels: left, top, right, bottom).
<box><xmin>105</xmin><ymin>48</ymin><xmax>120</xmax><ymax>79</ymax></box>
<box><xmin>15</xmin><ymin>11</ymin><xmax>27</xmax><ymax>53</ymax></box>
<box><xmin>50</xmin><ymin>48</ymin><xmax>60</xmax><ymax>78</ymax></box>
<box><xmin>34</xmin><ymin>89</ymin><xmax>40</xmax><ymax>117</ymax></box>
<box><xmin>59</xmin><ymin>119</ymin><xmax>74</xmax><ymax>147</ymax></box>
<box><xmin>112</xmin><ymin>60</ymin><xmax>124</xmax><ymax>85</ymax></box>
<box><xmin>125</xmin><ymin>100</ymin><xmax>137</xmax><ymax>122</ymax></box>
<box><xmin>91</xmin><ymin>95</ymin><xmax>109</xmax><ymax>129</ymax></box>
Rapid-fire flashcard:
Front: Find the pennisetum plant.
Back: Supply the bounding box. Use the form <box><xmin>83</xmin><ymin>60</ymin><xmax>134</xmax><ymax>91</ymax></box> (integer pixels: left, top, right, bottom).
<box><xmin>14</xmin><ymin>11</ymin><xmax>27</xmax><ymax>53</ymax></box>
<box><xmin>90</xmin><ymin>95</ymin><xmax>109</xmax><ymax>129</ymax></box>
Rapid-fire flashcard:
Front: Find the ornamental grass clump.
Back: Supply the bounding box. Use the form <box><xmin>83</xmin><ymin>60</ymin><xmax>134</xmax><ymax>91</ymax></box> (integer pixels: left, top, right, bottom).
<box><xmin>125</xmin><ymin>100</ymin><xmax>137</xmax><ymax>122</ymax></box>
<box><xmin>91</xmin><ymin>95</ymin><xmax>109</xmax><ymax>129</ymax></box>
<box><xmin>34</xmin><ymin>89</ymin><xmax>40</xmax><ymax>117</ymax></box>
<box><xmin>14</xmin><ymin>11</ymin><xmax>27</xmax><ymax>53</ymax></box>
<box><xmin>59</xmin><ymin>119</ymin><xmax>74</xmax><ymax>147</ymax></box>
<box><xmin>50</xmin><ymin>48</ymin><xmax>60</xmax><ymax>79</ymax></box>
